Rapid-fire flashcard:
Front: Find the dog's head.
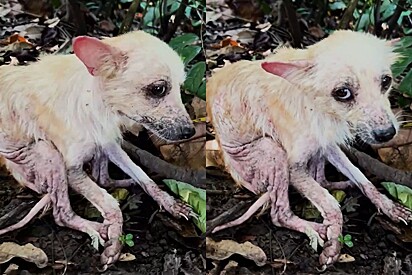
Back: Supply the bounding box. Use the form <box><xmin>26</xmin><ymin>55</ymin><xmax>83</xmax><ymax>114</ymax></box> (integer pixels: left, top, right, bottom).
<box><xmin>72</xmin><ymin>31</ymin><xmax>195</xmax><ymax>141</ymax></box>
<box><xmin>261</xmin><ymin>30</ymin><xmax>401</xmax><ymax>145</ymax></box>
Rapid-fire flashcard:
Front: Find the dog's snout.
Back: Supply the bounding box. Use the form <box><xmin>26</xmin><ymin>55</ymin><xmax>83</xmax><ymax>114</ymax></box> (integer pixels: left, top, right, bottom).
<box><xmin>180</xmin><ymin>125</ymin><xmax>196</xmax><ymax>139</ymax></box>
<box><xmin>373</xmin><ymin>125</ymin><xmax>396</xmax><ymax>143</ymax></box>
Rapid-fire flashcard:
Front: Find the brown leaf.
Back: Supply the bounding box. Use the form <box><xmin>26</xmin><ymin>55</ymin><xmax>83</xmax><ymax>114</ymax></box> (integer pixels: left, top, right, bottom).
<box><xmin>206</xmin><ymin>237</ymin><xmax>267</xmax><ymax>266</ymax></box>
<box><xmin>0</xmin><ymin>242</ymin><xmax>48</xmax><ymax>268</ymax></box>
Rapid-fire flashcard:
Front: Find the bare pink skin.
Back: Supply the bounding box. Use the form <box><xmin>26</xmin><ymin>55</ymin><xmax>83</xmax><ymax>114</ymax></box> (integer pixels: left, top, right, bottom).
<box><xmin>309</xmin><ymin>154</ymin><xmax>353</xmax><ymax>190</ymax></box>
<box><xmin>0</xmin><ymin>139</ymin><xmax>106</xmax><ymax>243</ymax></box>
<box><xmin>103</xmin><ymin>143</ymin><xmax>195</xmax><ymax>219</ymax></box>
<box><xmin>91</xmin><ymin>151</ymin><xmax>135</xmax><ymax>188</ymax></box>
<box><xmin>325</xmin><ymin>145</ymin><xmax>412</xmax><ymax>223</ymax></box>
<box><xmin>214</xmin><ymin>138</ymin><xmax>328</xmax><ymax>241</ymax></box>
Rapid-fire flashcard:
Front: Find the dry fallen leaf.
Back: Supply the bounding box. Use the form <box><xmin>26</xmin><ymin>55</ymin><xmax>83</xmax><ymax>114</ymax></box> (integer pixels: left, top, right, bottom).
<box><xmin>4</xmin><ymin>263</ymin><xmax>19</xmax><ymax>274</ymax></box>
<box><xmin>160</xmin><ymin>140</ymin><xmax>205</xmax><ymax>169</ymax></box>
<box><xmin>206</xmin><ymin>140</ymin><xmax>225</xmax><ymax>169</ymax></box>
<box><xmin>338</xmin><ymin>253</ymin><xmax>355</xmax><ymax>263</ymax></box>
<box><xmin>119</xmin><ymin>253</ymin><xmax>136</xmax><ymax>262</ymax></box>
<box><xmin>206</xmin><ymin>237</ymin><xmax>267</xmax><ymax>266</ymax></box>
<box><xmin>221</xmin><ymin>260</ymin><xmax>238</xmax><ymax>274</ymax></box>
<box><xmin>376</xmin><ymin>128</ymin><xmax>412</xmax><ymax>171</ymax></box>
<box><xmin>0</xmin><ymin>242</ymin><xmax>48</xmax><ymax>268</ymax></box>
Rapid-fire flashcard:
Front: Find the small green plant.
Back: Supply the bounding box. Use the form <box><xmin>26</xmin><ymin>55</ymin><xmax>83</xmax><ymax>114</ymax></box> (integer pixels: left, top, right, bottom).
<box><xmin>119</xmin><ymin>233</ymin><xmax>135</xmax><ymax>247</ymax></box>
<box><xmin>169</xmin><ymin>33</ymin><xmax>205</xmax><ymax>100</ymax></box>
<box><xmin>338</xmin><ymin>234</ymin><xmax>354</xmax><ymax>248</ymax></box>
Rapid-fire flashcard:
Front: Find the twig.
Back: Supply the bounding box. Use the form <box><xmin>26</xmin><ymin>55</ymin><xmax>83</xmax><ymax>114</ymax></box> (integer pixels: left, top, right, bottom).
<box><xmin>162</xmin><ymin>0</ymin><xmax>189</xmax><ymax>42</ymax></box>
<box><xmin>345</xmin><ymin>147</ymin><xmax>412</xmax><ymax>188</ymax></box>
<box><xmin>374</xmin><ymin>0</ymin><xmax>382</xmax><ymax>36</ymax></box>
<box><xmin>383</xmin><ymin>0</ymin><xmax>407</xmax><ymax>38</ymax></box>
<box><xmin>206</xmin><ymin>201</ymin><xmax>250</xmax><ymax>235</ymax></box>
<box><xmin>338</xmin><ymin>0</ymin><xmax>359</xmax><ymax>30</ymax></box>
<box><xmin>119</xmin><ymin>0</ymin><xmax>141</xmax><ymax>34</ymax></box>
<box><xmin>122</xmin><ymin>141</ymin><xmax>206</xmax><ymax>188</ymax></box>
<box><xmin>282</xmin><ymin>0</ymin><xmax>302</xmax><ymax>47</ymax></box>
<box><xmin>375</xmin><ymin>140</ymin><xmax>412</xmax><ymax>149</ymax></box>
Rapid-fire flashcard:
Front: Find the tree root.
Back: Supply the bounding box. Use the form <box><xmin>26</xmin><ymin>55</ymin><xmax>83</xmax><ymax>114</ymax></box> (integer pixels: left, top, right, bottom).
<box><xmin>122</xmin><ymin>141</ymin><xmax>206</xmax><ymax>188</ymax></box>
<box><xmin>345</xmin><ymin>147</ymin><xmax>412</xmax><ymax>188</ymax></box>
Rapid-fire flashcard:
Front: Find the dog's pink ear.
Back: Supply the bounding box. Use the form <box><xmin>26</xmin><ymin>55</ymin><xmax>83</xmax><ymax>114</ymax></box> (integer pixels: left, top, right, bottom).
<box><xmin>73</xmin><ymin>36</ymin><xmax>122</xmax><ymax>76</ymax></box>
<box><xmin>261</xmin><ymin>60</ymin><xmax>312</xmax><ymax>80</ymax></box>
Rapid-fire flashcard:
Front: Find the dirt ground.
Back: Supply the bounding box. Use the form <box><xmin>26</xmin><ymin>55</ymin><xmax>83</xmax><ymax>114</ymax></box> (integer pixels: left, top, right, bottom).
<box><xmin>206</xmin><ymin>167</ymin><xmax>412</xmax><ymax>275</ymax></box>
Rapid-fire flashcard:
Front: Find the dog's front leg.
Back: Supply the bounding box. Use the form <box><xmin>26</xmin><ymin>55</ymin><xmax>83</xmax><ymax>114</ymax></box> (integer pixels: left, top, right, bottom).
<box><xmin>290</xmin><ymin>166</ymin><xmax>343</xmax><ymax>266</ymax></box>
<box><xmin>91</xmin><ymin>152</ymin><xmax>134</xmax><ymax>188</ymax></box>
<box><xmin>67</xmin><ymin>167</ymin><xmax>123</xmax><ymax>269</ymax></box>
<box><xmin>103</xmin><ymin>143</ymin><xmax>194</xmax><ymax>219</ymax></box>
<box><xmin>325</xmin><ymin>145</ymin><xmax>412</xmax><ymax>223</ymax></box>
<box><xmin>309</xmin><ymin>154</ymin><xmax>352</xmax><ymax>190</ymax></box>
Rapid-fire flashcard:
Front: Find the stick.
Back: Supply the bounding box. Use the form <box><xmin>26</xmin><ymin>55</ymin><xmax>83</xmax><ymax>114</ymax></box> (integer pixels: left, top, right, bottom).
<box><xmin>345</xmin><ymin>147</ymin><xmax>412</xmax><ymax>188</ymax></box>
<box><xmin>122</xmin><ymin>141</ymin><xmax>206</xmax><ymax>188</ymax></box>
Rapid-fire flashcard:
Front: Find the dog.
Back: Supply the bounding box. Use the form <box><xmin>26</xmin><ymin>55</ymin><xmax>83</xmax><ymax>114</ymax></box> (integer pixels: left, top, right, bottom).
<box><xmin>207</xmin><ymin>30</ymin><xmax>411</xmax><ymax>266</ymax></box>
<box><xmin>0</xmin><ymin>30</ymin><xmax>196</xmax><ymax>269</ymax></box>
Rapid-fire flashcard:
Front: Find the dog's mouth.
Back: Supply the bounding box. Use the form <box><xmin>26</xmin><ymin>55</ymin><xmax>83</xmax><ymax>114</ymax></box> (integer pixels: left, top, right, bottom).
<box><xmin>121</xmin><ymin>112</ymin><xmax>195</xmax><ymax>142</ymax></box>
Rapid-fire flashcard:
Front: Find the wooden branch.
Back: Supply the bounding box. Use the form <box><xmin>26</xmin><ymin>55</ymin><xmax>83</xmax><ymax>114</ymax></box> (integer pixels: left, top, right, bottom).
<box><xmin>338</xmin><ymin>0</ymin><xmax>359</xmax><ymax>30</ymax></box>
<box><xmin>345</xmin><ymin>147</ymin><xmax>412</xmax><ymax>189</ymax></box>
<box><xmin>382</xmin><ymin>0</ymin><xmax>407</xmax><ymax>38</ymax></box>
<box><xmin>162</xmin><ymin>0</ymin><xmax>189</xmax><ymax>43</ymax></box>
<box><xmin>282</xmin><ymin>0</ymin><xmax>302</xmax><ymax>47</ymax></box>
<box><xmin>206</xmin><ymin>201</ymin><xmax>250</xmax><ymax>235</ymax></box>
<box><xmin>374</xmin><ymin>0</ymin><xmax>382</xmax><ymax>36</ymax></box>
<box><xmin>119</xmin><ymin>0</ymin><xmax>141</xmax><ymax>34</ymax></box>
<box><xmin>122</xmin><ymin>141</ymin><xmax>206</xmax><ymax>188</ymax></box>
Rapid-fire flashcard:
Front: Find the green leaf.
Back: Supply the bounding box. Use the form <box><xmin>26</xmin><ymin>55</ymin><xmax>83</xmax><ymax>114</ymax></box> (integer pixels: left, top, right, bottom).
<box><xmin>111</xmin><ymin>188</ymin><xmax>129</xmax><ymax>202</ymax></box>
<box><xmin>125</xmin><ymin>233</ymin><xmax>133</xmax><ymax>240</ymax></box>
<box><xmin>399</xmin><ymin>69</ymin><xmax>412</xmax><ymax>96</ymax></box>
<box><xmin>338</xmin><ymin>235</ymin><xmax>344</xmax><ymax>243</ymax></box>
<box><xmin>345</xmin><ymin>241</ymin><xmax>354</xmax><ymax>248</ymax></box>
<box><xmin>126</xmin><ymin>240</ymin><xmax>135</xmax><ymax>247</ymax></box>
<box><xmin>169</xmin><ymin>33</ymin><xmax>199</xmax><ymax>51</ymax></box>
<box><xmin>344</xmin><ymin>234</ymin><xmax>351</xmax><ymax>242</ymax></box>
<box><xmin>381</xmin><ymin>182</ymin><xmax>412</xmax><ymax>210</ymax></box>
<box><xmin>398</xmin><ymin>11</ymin><xmax>412</xmax><ymax>26</ymax></box>
<box><xmin>380</xmin><ymin>0</ymin><xmax>396</xmax><ymax>21</ymax></box>
<box><xmin>391</xmin><ymin>55</ymin><xmax>412</xmax><ymax>78</ymax></box>
<box><xmin>329</xmin><ymin>2</ymin><xmax>346</xmax><ymax>10</ymax></box>
<box><xmin>183</xmin><ymin>62</ymin><xmax>206</xmax><ymax>100</ymax></box>
<box><xmin>179</xmin><ymin>45</ymin><xmax>202</xmax><ymax>66</ymax></box>
<box><xmin>331</xmin><ymin>190</ymin><xmax>346</xmax><ymax>203</ymax></box>
<box><xmin>196</xmin><ymin>80</ymin><xmax>206</xmax><ymax>100</ymax></box>
<box><xmin>163</xmin><ymin>179</ymin><xmax>206</xmax><ymax>233</ymax></box>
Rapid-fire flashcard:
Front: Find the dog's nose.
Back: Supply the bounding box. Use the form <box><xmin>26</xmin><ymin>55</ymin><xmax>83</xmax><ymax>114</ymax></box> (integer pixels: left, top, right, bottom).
<box><xmin>180</xmin><ymin>125</ymin><xmax>196</xmax><ymax>139</ymax></box>
<box><xmin>373</xmin><ymin>125</ymin><xmax>396</xmax><ymax>142</ymax></box>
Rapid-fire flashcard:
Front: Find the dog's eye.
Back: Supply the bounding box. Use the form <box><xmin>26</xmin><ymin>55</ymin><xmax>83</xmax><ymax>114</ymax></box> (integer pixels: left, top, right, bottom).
<box><xmin>151</xmin><ymin>85</ymin><xmax>166</xmax><ymax>97</ymax></box>
<box><xmin>146</xmin><ymin>81</ymin><xmax>169</xmax><ymax>98</ymax></box>
<box><xmin>381</xmin><ymin>75</ymin><xmax>392</xmax><ymax>91</ymax></box>
<box><xmin>332</xmin><ymin>87</ymin><xmax>353</xmax><ymax>102</ymax></box>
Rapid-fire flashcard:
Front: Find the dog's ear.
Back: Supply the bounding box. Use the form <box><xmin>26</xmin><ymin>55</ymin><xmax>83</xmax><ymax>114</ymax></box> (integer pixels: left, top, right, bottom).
<box><xmin>261</xmin><ymin>60</ymin><xmax>312</xmax><ymax>81</ymax></box>
<box><xmin>73</xmin><ymin>36</ymin><xmax>126</xmax><ymax>76</ymax></box>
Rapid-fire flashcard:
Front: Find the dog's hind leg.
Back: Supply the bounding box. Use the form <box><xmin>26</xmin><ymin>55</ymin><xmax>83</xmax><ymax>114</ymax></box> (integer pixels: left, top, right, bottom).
<box><xmin>0</xmin><ymin>136</ymin><xmax>106</xmax><ymax>245</ymax></box>
<box><xmin>219</xmin><ymin>137</ymin><xmax>327</xmax><ymax>242</ymax></box>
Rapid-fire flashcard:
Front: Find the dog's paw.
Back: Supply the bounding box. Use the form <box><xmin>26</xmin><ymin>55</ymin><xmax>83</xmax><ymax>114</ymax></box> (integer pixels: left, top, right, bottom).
<box><xmin>319</xmin><ymin>238</ymin><xmax>342</xmax><ymax>266</ymax></box>
<box><xmin>99</xmin><ymin>238</ymin><xmax>123</xmax><ymax>271</ymax></box>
